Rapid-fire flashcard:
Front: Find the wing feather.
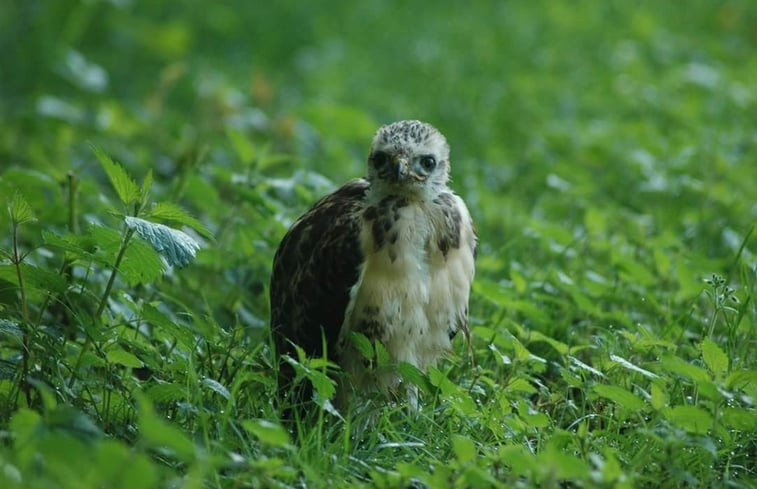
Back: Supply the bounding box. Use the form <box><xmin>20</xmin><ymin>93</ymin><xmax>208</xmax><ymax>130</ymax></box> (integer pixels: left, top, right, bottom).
<box><xmin>270</xmin><ymin>178</ymin><xmax>368</xmax><ymax>362</ymax></box>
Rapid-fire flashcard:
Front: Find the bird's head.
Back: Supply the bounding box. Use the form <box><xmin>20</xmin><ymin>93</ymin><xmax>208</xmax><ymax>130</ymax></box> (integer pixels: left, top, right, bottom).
<box><xmin>366</xmin><ymin>120</ymin><xmax>450</xmax><ymax>199</ymax></box>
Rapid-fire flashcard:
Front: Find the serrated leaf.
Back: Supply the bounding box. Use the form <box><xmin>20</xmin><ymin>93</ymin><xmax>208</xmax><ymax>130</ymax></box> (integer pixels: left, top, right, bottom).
<box><xmin>92</xmin><ymin>145</ymin><xmax>140</xmax><ymax>205</ymax></box>
<box><xmin>148</xmin><ymin>202</ymin><xmax>213</xmax><ymax>239</ymax></box>
<box><xmin>529</xmin><ymin>330</ymin><xmax>568</xmax><ymax>354</ymax></box>
<box><xmin>242</xmin><ymin>419</ymin><xmax>291</xmax><ymax>448</ymax></box>
<box><xmin>0</xmin><ymin>263</ymin><xmax>67</xmax><ymax>294</ymax></box>
<box><xmin>701</xmin><ymin>338</ymin><xmax>728</xmax><ymax>378</ymax></box>
<box><xmin>202</xmin><ymin>377</ymin><xmax>231</xmax><ymax>400</ymax></box>
<box><xmin>349</xmin><ymin>331</ymin><xmax>374</xmax><ymax>360</ymax></box>
<box><xmin>119</xmin><ymin>236</ymin><xmax>166</xmax><ymax>285</ymax></box>
<box><xmin>665</xmin><ymin>405</ymin><xmax>713</xmax><ymax>434</ymax></box>
<box><xmin>125</xmin><ymin>216</ymin><xmax>200</xmax><ymax>268</ymax></box>
<box><xmin>593</xmin><ymin>384</ymin><xmax>645</xmax><ymax>411</ymax></box>
<box><xmin>8</xmin><ymin>192</ymin><xmax>36</xmax><ymax>224</ymax></box>
<box><xmin>142</xmin><ymin>168</ymin><xmax>153</xmax><ymax>196</ymax></box>
<box><xmin>506</xmin><ymin>377</ymin><xmax>537</xmax><ymax>393</ymax></box>
<box><xmin>106</xmin><ymin>348</ymin><xmax>143</xmax><ymax>368</ymax></box>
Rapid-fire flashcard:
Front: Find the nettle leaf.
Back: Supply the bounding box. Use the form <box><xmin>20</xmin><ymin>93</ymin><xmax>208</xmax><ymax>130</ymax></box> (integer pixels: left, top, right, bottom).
<box><xmin>609</xmin><ymin>354</ymin><xmax>659</xmax><ymax>379</ymax></box>
<box><xmin>398</xmin><ymin>362</ymin><xmax>432</xmax><ymax>394</ymax></box>
<box><xmin>349</xmin><ymin>331</ymin><xmax>374</xmax><ymax>360</ymax></box>
<box><xmin>308</xmin><ymin>369</ymin><xmax>336</xmax><ymax>400</ymax></box>
<box><xmin>119</xmin><ymin>235</ymin><xmax>165</xmax><ymax>285</ymax></box>
<box><xmin>665</xmin><ymin>405</ymin><xmax>713</xmax><ymax>434</ymax></box>
<box><xmin>701</xmin><ymin>338</ymin><xmax>728</xmax><ymax>378</ymax></box>
<box><xmin>0</xmin><ymin>263</ymin><xmax>67</xmax><ymax>294</ymax></box>
<box><xmin>8</xmin><ymin>192</ymin><xmax>36</xmax><ymax>224</ymax></box>
<box><xmin>593</xmin><ymin>384</ymin><xmax>645</xmax><ymax>411</ymax></box>
<box><xmin>659</xmin><ymin>355</ymin><xmax>710</xmax><ymax>383</ymax></box>
<box><xmin>125</xmin><ymin>216</ymin><xmax>200</xmax><ymax>268</ymax></box>
<box><xmin>92</xmin><ymin>145</ymin><xmax>140</xmax><ymax>205</ymax></box>
<box><xmin>148</xmin><ymin>202</ymin><xmax>213</xmax><ymax>239</ymax></box>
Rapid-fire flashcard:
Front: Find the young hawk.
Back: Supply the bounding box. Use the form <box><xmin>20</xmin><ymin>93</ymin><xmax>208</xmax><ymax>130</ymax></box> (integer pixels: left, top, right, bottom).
<box><xmin>271</xmin><ymin>120</ymin><xmax>476</xmax><ymax>409</ymax></box>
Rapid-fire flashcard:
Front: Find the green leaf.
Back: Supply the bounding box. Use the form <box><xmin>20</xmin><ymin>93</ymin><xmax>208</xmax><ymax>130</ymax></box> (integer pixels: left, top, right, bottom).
<box><xmin>145</xmin><ymin>383</ymin><xmax>187</xmax><ymax>403</ymax></box>
<box><xmin>451</xmin><ymin>434</ymin><xmax>476</xmax><ymax>463</ymax></box>
<box><xmin>125</xmin><ymin>216</ymin><xmax>200</xmax><ymax>268</ymax></box>
<box><xmin>506</xmin><ymin>377</ymin><xmax>537</xmax><ymax>394</ymax></box>
<box><xmin>398</xmin><ymin>362</ymin><xmax>431</xmax><ymax>394</ymax></box>
<box><xmin>7</xmin><ymin>192</ymin><xmax>36</xmax><ymax>224</ymax></box>
<box><xmin>609</xmin><ymin>354</ymin><xmax>659</xmax><ymax>379</ymax></box>
<box><xmin>308</xmin><ymin>369</ymin><xmax>336</xmax><ymax>400</ymax></box>
<box><xmin>106</xmin><ymin>348</ymin><xmax>144</xmax><ymax>368</ymax></box>
<box><xmin>227</xmin><ymin>128</ymin><xmax>256</xmax><ymax>164</ymax></box>
<box><xmin>148</xmin><ymin>202</ymin><xmax>213</xmax><ymax>239</ymax></box>
<box><xmin>0</xmin><ymin>263</ymin><xmax>67</xmax><ymax>294</ymax></box>
<box><xmin>650</xmin><ymin>382</ymin><xmax>667</xmax><ymax>410</ymax></box>
<box><xmin>349</xmin><ymin>331</ymin><xmax>374</xmax><ymax>360</ymax></box>
<box><xmin>242</xmin><ymin>419</ymin><xmax>291</xmax><ymax>448</ymax></box>
<box><xmin>92</xmin><ymin>145</ymin><xmax>140</xmax><ymax>205</ymax></box>
<box><xmin>142</xmin><ymin>304</ymin><xmax>196</xmax><ymax>350</ymax></box>
<box><xmin>141</xmin><ymin>168</ymin><xmax>153</xmax><ymax>196</ymax></box>
<box><xmin>722</xmin><ymin>407</ymin><xmax>757</xmax><ymax>431</ymax></box>
<box><xmin>593</xmin><ymin>384</ymin><xmax>645</xmax><ymax>411</ymax></box>
<box><xmin>119</xmin><ymin>235</ymin><xmax>166</xmax><ymax>285</ymax></box>
<box><xmin>665</xmin><ymin>405</ymin><xmax>713</xmax><ymax>434</ymax></box>
<box><xmin>659</xmin><ymin>355</ymin><xmax>710</xmax><ymax>383</ymax></box>
<box><xmin>529</xmin><ymin>330</ymin><xmax>568</xmax><ymax>354</ymax></box>
<box><xmin>0</xmin><ymin>319</ymin><xmax>23</xmax><ymax>340</ymax></box>
<box><xmin>701</xmin><ymin>338</ymin><xmax>728</xmax><ymax>377</ymax></box>
<box><xmin>202</xmin><ymin>377</ymin><xmax>231</xmax><ymax>400</ymax></box>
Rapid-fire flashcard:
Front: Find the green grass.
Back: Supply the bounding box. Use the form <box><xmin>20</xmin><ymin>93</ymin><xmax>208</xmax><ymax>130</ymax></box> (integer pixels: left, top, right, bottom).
<box><xmin>1</xmin><ymin>1</ymin><xmax>756</xmax><ymax>487</ymax></box>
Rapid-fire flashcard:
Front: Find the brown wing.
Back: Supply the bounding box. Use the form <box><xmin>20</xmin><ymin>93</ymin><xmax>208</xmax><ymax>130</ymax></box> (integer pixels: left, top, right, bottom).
<box><xmin>270</xmin><ymin>178</ymin><xmax>368</xmax><ymax>363</ymax></box>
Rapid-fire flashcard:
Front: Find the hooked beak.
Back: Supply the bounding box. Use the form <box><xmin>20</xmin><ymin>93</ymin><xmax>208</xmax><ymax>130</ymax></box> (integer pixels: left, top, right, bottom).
<box><xmin>392</xmin><ymin>156</ymin><xmax>409</xmax><ymax>181</ymax></box>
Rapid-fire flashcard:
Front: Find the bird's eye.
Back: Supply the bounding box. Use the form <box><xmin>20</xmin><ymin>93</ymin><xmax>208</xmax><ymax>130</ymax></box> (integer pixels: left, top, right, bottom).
<box><xmin>419</xmin><ymin>155</ymin><xmax>436</xmax><ymax>171</ymax></box>
<box><xmin>371</xmin><ymin>151</ymin><xmax>390</xmax><ymax>168</ymax></box>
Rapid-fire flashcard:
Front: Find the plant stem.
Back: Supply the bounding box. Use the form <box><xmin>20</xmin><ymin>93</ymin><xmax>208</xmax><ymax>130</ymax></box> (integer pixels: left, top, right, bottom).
<box><xmin>68</xmin><ymin>226</ymin><xmax>135</xmax><ymax>388</ymax></box>
<box><xmin>12</xmin><ymin>221</ymin><xmax>32</xmax><ymax>406</ymax></box>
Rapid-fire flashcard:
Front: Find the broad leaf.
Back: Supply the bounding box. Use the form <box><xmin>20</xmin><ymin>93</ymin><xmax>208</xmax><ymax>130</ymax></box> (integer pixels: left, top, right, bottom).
<box><xmin>125</xmin><ymin>216</ymin><xmax>200</xmax><ymax>268</ymax></box>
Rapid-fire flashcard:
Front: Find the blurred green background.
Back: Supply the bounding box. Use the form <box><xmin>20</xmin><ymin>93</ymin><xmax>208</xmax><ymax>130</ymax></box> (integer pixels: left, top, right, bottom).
<box><xmin>0</xmin><ymin>1</ymin><xmax>756</xmax><ymax>486</ymax></box>
<box><xmin>2</xmin><ymin>0</ymin><xmax>755</xmax><ymax>330</ymax></box>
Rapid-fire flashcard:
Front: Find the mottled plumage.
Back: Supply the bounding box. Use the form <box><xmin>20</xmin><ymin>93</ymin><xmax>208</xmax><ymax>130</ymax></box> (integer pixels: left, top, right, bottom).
<box><xmin>271</xmin><ymin>120</ymin><xmax>476</xmax><ymax>410</ymax></box>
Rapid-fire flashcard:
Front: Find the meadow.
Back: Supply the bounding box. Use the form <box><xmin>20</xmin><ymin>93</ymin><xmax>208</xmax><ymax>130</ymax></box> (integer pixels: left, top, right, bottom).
<box><xmin>0</xmin><ymin>1</ymin><xmax>755</xmax><ymax>487</ymax></box>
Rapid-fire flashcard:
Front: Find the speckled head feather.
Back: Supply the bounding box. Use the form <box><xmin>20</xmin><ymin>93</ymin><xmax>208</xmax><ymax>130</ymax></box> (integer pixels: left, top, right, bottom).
<box><xmin>367</xmin><ymin>120</ymin><xmax>451</xmax><ymax>197</ymax></box>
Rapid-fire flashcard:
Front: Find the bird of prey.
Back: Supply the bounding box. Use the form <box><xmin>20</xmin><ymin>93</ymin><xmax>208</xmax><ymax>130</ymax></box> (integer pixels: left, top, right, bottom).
<box><xmin>270</xmin><ymin>120</ymin><xmax>476</xmax><ymax>410</ymax></box>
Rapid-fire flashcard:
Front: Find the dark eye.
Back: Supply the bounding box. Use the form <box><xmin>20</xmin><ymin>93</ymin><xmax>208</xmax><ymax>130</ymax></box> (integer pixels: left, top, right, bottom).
<box><xmin>419</xmin><ymin>155</ymin><xmax>436</xmax><ymax>171</ymax></box>
<box><xmin>371</xmin><ymin>151</ymin><xmax>390</xmax><ymax>168</ymax></box>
